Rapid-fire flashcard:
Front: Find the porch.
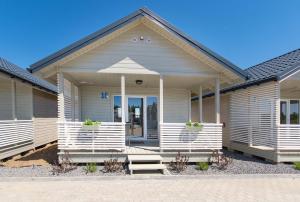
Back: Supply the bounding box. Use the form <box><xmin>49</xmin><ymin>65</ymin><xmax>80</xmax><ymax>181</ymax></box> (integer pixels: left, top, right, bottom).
<box><xmin>57</xmin><ymin>72</ymin><xmax>223</xmax><ymax>162</ymax></box>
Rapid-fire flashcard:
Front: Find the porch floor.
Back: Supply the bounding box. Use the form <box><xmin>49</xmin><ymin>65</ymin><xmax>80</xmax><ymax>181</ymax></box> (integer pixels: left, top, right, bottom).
<box><xmin>125</xmin><ymin>139</ymin><xmax>159</xmax><ymax>154</ymax></box>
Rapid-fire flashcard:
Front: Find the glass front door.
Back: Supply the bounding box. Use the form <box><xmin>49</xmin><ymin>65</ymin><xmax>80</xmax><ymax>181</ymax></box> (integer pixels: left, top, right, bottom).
<box><xmin>127</xmin><ymin>97</ymin><xmax>144</xmax><ymax>138</ymax></box>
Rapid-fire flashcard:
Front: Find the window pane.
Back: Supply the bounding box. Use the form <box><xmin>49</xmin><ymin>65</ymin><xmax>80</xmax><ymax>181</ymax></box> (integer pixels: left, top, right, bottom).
<box><xmin>280</xmin><ymin>101</ymin><xmax>287</xmax><ymax>124</ymax></box>
<box><xmin>290</xmin><ymin>100</ymin><xmax>299</xmax><ymax>124</ymax></box>
<box><xmin>114</xmin><ymin>96</ymin><xmax>121</xmax><ymax>122</ymax></box>
<box><xmin>147</xmin><ymin>97</ymin><xmax>158</xmax><ymax>139</ymax></box>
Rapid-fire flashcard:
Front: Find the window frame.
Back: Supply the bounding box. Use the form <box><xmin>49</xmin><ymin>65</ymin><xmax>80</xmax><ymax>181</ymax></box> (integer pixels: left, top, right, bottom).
<box><xmin>280</xmin><ymin>99</ymin><xmax>300</xmax><ymax>125</ymax></box>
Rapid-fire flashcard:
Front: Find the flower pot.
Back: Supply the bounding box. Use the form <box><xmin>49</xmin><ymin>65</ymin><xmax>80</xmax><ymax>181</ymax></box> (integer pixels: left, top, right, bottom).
<box><xmin>82</xmin><ymin>125</ymin><xmax>99</xmax><ymax>131</ymax></box>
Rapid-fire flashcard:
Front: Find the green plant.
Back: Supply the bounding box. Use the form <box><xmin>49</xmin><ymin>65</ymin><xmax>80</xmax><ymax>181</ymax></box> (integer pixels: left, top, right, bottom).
<box><xmin>185</xmin><ymin>121</ymin><xmax>203</xmax><ymax>131</ymax></box>
<box><xmin>83</xmin><ymin>119</ymin><xmax>101</xmax><ymax>126</ymax></box>
<box><xmin>293</xmin><ymin>162</ymin><xmax>300</xmax><ymax>170</ymax></box>
<box><xmin>84</xmin><ymin>163</ymin><xmax>97</xmax><ymax>173</ymax></box>
<box><xmin>197</xmin><ymin>162</ymin><xmax>209</xmax><ymax>171</ymax></box>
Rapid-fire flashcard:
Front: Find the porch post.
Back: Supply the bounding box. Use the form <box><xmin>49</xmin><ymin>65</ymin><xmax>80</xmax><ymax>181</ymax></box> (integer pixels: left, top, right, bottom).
<box><xmin>159</xmin><ymin>75</ymin><xmax>164</xmax><ymax>151</ymax></box>
<box><xmin>188</xmin><ymin>90</ymin><xmax>191</xmax><ymax>121</ymax></box>
<box><xmin>11</xmin><ymin>80</ymin><xmax>16</xmax><ymax>120</ymax></box>
<box><xmin>121</xmin><ymin>75</ymin><xmax>125</xmax><ymax>124</ymax></box>
<box><xmin>215</xmin><ymin>77</ymin><xmax>220</xmax><ymax>124</ymax></box>
<box><xmin>199</xmin><ymin>86</ymin><xmax>203</xmax><ymax>122</ymax></box>
<box><xmin>57</xmin><ymin>72</ymin><xmax>65</xmax><ymax>121</ymax></box>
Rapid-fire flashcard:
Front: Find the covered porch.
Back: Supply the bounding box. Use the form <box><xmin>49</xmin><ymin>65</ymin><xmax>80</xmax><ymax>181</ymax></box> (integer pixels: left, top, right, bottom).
<box><xmin>57</xmin><ymin>72</ymin><xmax>223</xmax><ymax>162</ymax></box>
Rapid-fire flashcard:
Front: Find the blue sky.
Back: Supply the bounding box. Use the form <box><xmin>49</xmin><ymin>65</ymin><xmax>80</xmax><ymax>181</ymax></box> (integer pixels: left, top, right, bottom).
<box><xmin>1</xmin><ymin>0</ymin><xmax>300</xmax><ymax>69</ymax></box>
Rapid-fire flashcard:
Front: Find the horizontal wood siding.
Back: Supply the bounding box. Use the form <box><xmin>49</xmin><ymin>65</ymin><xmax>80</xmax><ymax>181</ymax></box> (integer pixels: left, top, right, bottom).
<box><xmin>230</xmin><ymin>82</ymin><xmax>279</xmax><ymax>148</ymax></box>
<box><xmin>80</xmin><ymin>86</ymin><xmax>189</xmax><ymax>123</ymax></box>
<box><xmin>0</xmin><ymin>120</ymin><xmax>34</xmax><ymax>160</ymax></box>
<box><xmin>58</xmin><ymin>122</ymin><xmax>125</xmax><ymax>151</ymax></box>
<box><xmin>160</xmin><ymin>123</ymin><xmax>222</xmax><ymax>150</ymax></box>
<box><xmin>0</xmin><ymin>80</ymin><xmax>13</xmax><ymax>120</ymax></box>
<box><xmin>33</xmin><ymin>118</ymin><xmax>58</xmax><ymax>147</ymax></box>
<box><xmin>62</xmin><ymin>24</ymin><xmax>214</xmax><ymax>75</ymax></box>
<box><xmin>33</xmin><ymin>89</ymin><xmax>57</xmax><ymax>118</ymax></box>
<box><xmin>15</xmin><ymin>82</ymin><xmax>33</xmax><ymax>120</ymax></box>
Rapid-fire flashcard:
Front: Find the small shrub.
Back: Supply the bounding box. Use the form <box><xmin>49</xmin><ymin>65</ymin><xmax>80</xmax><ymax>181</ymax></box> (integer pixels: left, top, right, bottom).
<box><xmin>51</xmin><ymin>151</ymin><xmax>77</xmax><ymax>175</ymax></box>
<box><xmin>293</xmin><ymin>162</ymin><xmax>300</xmax><ymax>170</ymax></box>
<box><xmin>169</xmin><ymin>152</ymin><xmax>189</xmax><ymax>173</ymax></box>
<box><xmin>84</xmin><ymin>163</ymin><xmax>97</xmax><ymax>173</ymax></box>
<box><xmin>103</xmin><ymin>158</ymin><xmax>123</xmax><ymax>173</ymax></box>
<box><xmin>210</xmin><ymin>150</ymin><xmax>232</xmax><ymax>170</ymax></box>
<box><xmin>197</xmin><ymin>162</ymin><xmax>209</xmax><ymax>171</ymax></box>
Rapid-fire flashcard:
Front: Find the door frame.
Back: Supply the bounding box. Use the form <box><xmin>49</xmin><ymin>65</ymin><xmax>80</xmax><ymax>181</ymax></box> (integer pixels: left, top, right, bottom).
<box><xmin>112</xmin><ymin>94</ymin><xmax>158</xmax><ymax>140</ymax></box>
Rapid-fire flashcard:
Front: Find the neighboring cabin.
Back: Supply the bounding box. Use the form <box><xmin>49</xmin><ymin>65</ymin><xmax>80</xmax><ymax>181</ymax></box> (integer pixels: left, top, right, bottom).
<box><xmin>192</xmin><ymin>49</ymin><xmax>300</xmax><ymax>162</ymax></box>
<box><xmin>0</xmin><ymin>57</ymin><xmax>57</xmax><ymax>160</ymax></box>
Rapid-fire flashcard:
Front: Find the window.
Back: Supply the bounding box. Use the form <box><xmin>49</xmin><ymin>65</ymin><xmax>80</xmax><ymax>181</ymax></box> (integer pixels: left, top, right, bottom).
<box><xmin>113</xmin><ymin>96</ymin><xmax>121</xmax><ymax>122</ymax></box>
<box><xmin>280</xmin><ymin>101</ymin><xmax>287</xmax><ymax>124</ymax></box>
<box><xmin>280</xmin><ymin>99</ymin><xmax>300</xmax><ymax>125</ymax></box>
<box><xmin>290</xmin><ymin>100</ymin><xmax>299</xmax><ymax>124</ymax></box>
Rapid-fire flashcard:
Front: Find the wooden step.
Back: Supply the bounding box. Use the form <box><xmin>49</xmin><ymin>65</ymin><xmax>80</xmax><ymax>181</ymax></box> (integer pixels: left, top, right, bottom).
<box><xmin>128</xmin><ymin>155</ymin><xmax>163</xmax><ymax>162</ymax></box>
<box><xmin>129</xmin><ymin>164</ymin><xmax>166</xmax><ymax>174</ymax></box>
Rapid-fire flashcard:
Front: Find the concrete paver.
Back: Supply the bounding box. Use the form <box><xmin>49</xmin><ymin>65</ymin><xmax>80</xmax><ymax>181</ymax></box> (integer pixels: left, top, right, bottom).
<box><xmin>0</xmin><ymin>176</ymin><xmax>300</xmax><ymax>202</ymax></box>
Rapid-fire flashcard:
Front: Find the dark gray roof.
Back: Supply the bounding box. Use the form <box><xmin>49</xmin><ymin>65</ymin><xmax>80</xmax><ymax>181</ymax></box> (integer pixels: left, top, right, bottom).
<box><xmin>0</xmin><ymin>57</ymin><xmax>57</xmax><ymax>94</ymax></box>
<box><xmin>245</xmin><ymin>48</ymin><xmax>300</xmax><ymax>81</ymax></box>
<box><xmin>192</xmin><ymin>48</ymin><xmax>300</xmax><ymax>101</ymax></box>
<box><xmin>29</xmin><ymin>7</ymin><xmax>247</xmax><ymax>79</ymax></box>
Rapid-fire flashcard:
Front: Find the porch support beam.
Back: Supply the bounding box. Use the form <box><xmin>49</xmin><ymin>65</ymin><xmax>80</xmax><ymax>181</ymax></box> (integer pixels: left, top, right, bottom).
<box><xmin>11</xmin><ymin>80</ymin><xmax>16</xmax><ymax>120</ymax></box>
<box><xmin>121</xmin><ymin>75</ymin><xmax>125</xmax><ymax>124</ymax></box>
<box><xmin>215</xmin><ymin>77</ymin><xmax>220</xmax><ymax>124</ymax></box>
<box><xmin>199</xmin><ymin>86</ymin><xmax>203</xmax><ymax>122</ymax></box>
<box><xmin>188</xmin><ymin>90</ymin><xmax>191</xmax><ymax>121</ymax></box>
<box><xmin>159</xmin><ymin>75</ymin><xmax>164</xmax><ymax>124</ymax></box>
<box><xmin>57</xmin><ymin>71</ymin><xmax>65</xmax><ymax>121</ymax></box>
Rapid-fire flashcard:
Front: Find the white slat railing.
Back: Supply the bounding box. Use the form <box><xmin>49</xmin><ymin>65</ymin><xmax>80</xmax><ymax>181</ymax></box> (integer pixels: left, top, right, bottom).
<box><xmin>160</xmin><ymin>123</ymin><xmax>222</xmax><ymax>151</ymax></box>
<box><xmin>278</xmin><ymin>125</ymin><xmax>300</xmax><ymax>150</ymax></box>
<box><xmin>0</xmin><ymin>120</ymin><xmax>34</xmax><ymax>159</ymax></box>
<box><xmin>33</xmin><ymin>118</ymin><xmax>58</xmax><ymax>147</ymax></box>
<box><xmin>58</xmin><ymin>122</ymin><xmax>125</xmax><ymax>152</ymax></box>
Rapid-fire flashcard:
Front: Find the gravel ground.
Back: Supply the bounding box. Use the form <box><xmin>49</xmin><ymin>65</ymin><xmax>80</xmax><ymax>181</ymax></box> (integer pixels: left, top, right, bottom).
<box><xmin>1</xmin><ymin>150</ymin><xmax>300</xmax><ymax>177</ymax></box>
<box><xmin>169</xmin><ymin>150</ymin><xmax>300</xmax><ymax>175</ymax></box>
<box><xmin>0</xmin><ymin>165</ymin><xmax>126</xmax><ymax>177</ymax></box>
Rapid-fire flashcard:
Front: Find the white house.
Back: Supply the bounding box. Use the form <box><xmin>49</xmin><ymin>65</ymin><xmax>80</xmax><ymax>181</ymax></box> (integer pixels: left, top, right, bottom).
<box><xmin>28</xmin><ymin>8</ymin><xmax>248</xmax><ymax>166</ymax></box>
<box><xmin>192</xmin><ymin>49</ymin><xmax>300</xmax><ymax>162</ymax></box>
<box><xmin>0</xmin><ymin>57</ymin><xmax>57</xmax><ymax>160</ymax></box>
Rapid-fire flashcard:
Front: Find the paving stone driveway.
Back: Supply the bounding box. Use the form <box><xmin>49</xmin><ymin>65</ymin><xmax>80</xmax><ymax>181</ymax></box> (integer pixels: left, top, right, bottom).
<box><xmin>0</xmin><ymin>175</ymin><xmax>300</xmax><ymax>202</ymax></box>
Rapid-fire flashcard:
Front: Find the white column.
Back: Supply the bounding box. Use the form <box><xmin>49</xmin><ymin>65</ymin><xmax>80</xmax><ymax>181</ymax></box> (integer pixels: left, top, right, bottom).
<box><xmin>199</xmin><ymin>86</ymin><xmax>203</xmax><ymax>122</ymax></box>
<box><xmin>11</xmin><ymin>80</ymin><xmax>16</xmax><ymax>120</ymax></box>
<box><xmin>121</xmin><ymin>75</ymin><xmax>125</xmax><ymax>124</ymax></box>
<box><xmin>57</xmin><ymin>72</ymin><xmax>65</xmax><ymax>121</ymax></box>
<box><xmin>215</xmin><ymin>77</ymin><xmax>220</xmax><ymax>124</ymax></box>
<box><xmin>188</xmin><ymin>90</ymin><xmax>191</xmax><ymax>121</ymax></box>
<box><xmin>159</xmin><ymin>75</ymin><xmax>164</xmax><ymax>124</ymax></box>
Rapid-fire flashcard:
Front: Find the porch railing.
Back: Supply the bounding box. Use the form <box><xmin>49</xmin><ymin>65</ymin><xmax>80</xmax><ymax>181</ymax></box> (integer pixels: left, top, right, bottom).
<box><xmin>160</xmin><ymin>123</ymin><xmax>223</xmax><ymax>151</ymax></box>
<box><xmin>277</xmin><ymin>125</ymin><xmax>300</xmax><ymax>150</ymax></box>
<box><xmin>0</xmin><ymin>120</ymin><xmax>34</xmax><ymax>160</ymax></box>
<box><xmin>58</xmin><ymin>122</ymin><xmax>126</xmax><ymax>152</ymax></box>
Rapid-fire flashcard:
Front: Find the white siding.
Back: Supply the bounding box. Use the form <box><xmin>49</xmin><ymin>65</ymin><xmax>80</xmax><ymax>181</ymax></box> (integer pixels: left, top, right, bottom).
<box><xmin>0</xmin><ymin>80</ymin><xmax>13</xmax><ymax>120</ymax></box>
<box><xmin>230</xmin><ymin>82</ymin><xmax>279</xmax><ymax>148</ymax></box>
<box><xmin>33</xmin><ymin>89</ymin><xmax>57</xmax><ymax>118</ymax></box>
<box><xmin>62</xmin><ymin>24</ymin><xmax>215</xmax><ymax>75</ymax></box>
<box><xmin>80</xmin><ymin>86</ymin><xmax>189</xmax><ymax>123</ymax></box>
<box><xmin>15</xmin><ymin>81</ymin><xmax>32</xmax><ymax>120</ymax></box>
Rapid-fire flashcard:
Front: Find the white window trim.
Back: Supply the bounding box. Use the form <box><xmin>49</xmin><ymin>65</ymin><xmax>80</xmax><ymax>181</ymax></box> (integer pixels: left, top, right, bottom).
<box><xmin>280</xmin><ymin>99</ymin><xmax>300</xmax><ymax>125</ymax></box>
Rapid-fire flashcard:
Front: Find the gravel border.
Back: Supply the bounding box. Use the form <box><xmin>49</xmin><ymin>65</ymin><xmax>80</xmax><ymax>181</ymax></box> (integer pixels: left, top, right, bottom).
<box><xmin>1</xmin><ymin>150</ymin><xmax>300</xmax><ymax>177</ymax></box>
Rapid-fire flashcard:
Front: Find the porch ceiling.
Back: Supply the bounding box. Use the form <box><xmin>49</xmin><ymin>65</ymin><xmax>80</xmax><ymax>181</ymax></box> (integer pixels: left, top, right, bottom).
<box><xmin>62</xmin><ymin>72</ymin><xmax>213</xmax><ymax>91</ymax></box>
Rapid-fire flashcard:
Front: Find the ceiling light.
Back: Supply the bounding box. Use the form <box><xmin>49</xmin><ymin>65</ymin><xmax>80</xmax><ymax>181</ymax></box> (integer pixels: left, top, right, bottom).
<box><xmin>136</xmin><ymin>80</ymin><xmax>143</xmax><ymax>85</ymax></box>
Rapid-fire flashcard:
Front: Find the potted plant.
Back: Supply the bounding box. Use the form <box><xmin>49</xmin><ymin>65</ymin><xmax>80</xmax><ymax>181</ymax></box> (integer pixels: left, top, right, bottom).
<box><xmin>82</xmin><ymin>119</ymin><xmax>101</xmax><ymax>130</ymax></box>
<box><xmin>185</xmin><ymin>121</ymin><xmax>203</xmax><ymax>132</ymax></box>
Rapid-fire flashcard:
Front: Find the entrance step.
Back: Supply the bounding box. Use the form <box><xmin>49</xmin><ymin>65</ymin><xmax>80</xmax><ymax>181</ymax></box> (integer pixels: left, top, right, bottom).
<box><xmin>127</xmin><ymin>155</ymin><xmax>166</xmax><ymax>175</ymax></box>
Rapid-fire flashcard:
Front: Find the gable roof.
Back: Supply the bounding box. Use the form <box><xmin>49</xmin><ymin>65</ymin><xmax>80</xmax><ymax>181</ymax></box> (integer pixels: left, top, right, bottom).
<box><xmin>0</xmin><ymin>57</ymin><xmax>57</xmax><ymax>94</ymax></box>
<box><xmin>28</xmin><ymin>7</ymin><xmax>247</xmax><ymax>79</ymax></box>
<box><xmin>192</xmin><ymin>48</ymin><xmax>300</xmax><ymax>100</ymax></box>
